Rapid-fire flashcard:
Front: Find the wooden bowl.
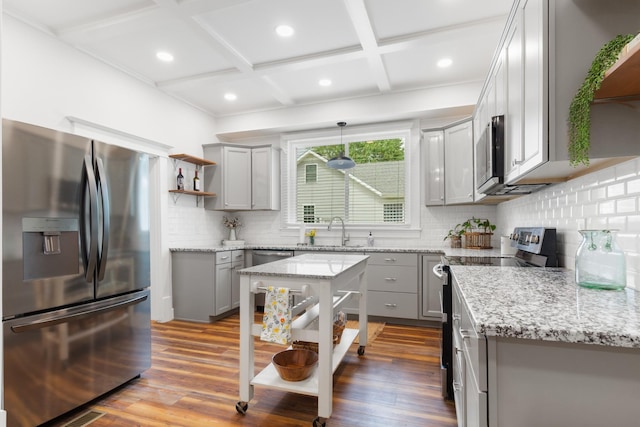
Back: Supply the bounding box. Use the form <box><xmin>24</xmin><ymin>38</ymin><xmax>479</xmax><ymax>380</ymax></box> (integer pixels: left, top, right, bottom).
<box><xmin>272</xmin><ymin>349</ymin><xmax>318</xmax><ymax>382</ymax></box>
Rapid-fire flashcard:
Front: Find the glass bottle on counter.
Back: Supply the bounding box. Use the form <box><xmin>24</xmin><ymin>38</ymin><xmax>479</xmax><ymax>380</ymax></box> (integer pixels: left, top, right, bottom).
<box><xmin>177</xmin><ymin>168</ymin><xmax>184</xmax><ymax>190</ymax></box>
<box><xmin>193</xmin><ymin>169</ymin><xmax>200</xmax><ymax>191</ymax></box>
<box><xmin>575</xmin><ymin>230</ymin><xmax>626</xmax><ymax>290</ymax></box>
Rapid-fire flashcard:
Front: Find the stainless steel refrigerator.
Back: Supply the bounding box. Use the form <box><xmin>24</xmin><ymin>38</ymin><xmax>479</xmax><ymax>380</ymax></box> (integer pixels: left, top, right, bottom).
<box><xmin>2</xmin><ymin>119</ymin><xmax>151</xmax><ymax>427</ymax></box>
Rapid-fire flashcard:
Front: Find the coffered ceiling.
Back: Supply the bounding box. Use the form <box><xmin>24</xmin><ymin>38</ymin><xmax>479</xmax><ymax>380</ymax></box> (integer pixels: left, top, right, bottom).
<box><xmin>4</xmin><ymin>0</ymin><xmax>513</xmax><ymax>134</ymax></box>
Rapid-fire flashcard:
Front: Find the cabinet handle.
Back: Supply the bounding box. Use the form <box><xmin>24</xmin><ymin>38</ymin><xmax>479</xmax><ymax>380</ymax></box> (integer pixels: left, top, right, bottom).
<box><xmin>384</xmin><ymin>277</ymin><xmax>397</xmax><ymax>282</ymax></box>
<box><xmin>384</xmin><ymin>303</ymin><xmax>398</xmax><ymax>308</ymax></box>
<box><xmin>512</xmin><ymin>158</ymin><xmax>524</xmax><ymax>167</ymax></box>
<box><xmin>452</xmin><ymin>314</ymin><xmax>461</xmax><ymax>322</ymax></box>
<box><xmin>455</xmin><ymin>346</ymin><xmax>464</xmax><ymax>355</ymax></box>
<box><xmin>384</xmin><ymin>258</ymin><xmax>397</xmax><ymax>263</ymax></box>
<box><xmin>453</xmin><ymin>381</ymin><xmax>462</xmax><ymax>392</ymax></box>
<box><xmin>220</xmin><ymin>256</ymin><xmax>230</xmax><ymax>260</ymax></box>
<box><xmin>459</xmin><ymin>328</ymin><xmax>470</xmax><ymax>339</ymax></box>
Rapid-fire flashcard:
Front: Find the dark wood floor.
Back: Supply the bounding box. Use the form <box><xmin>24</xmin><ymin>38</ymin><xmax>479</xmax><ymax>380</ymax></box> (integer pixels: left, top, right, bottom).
<box><xmin>49</xmin><ymin>314</ymin><xmax>456</xmax><ymax>427</ymax></box>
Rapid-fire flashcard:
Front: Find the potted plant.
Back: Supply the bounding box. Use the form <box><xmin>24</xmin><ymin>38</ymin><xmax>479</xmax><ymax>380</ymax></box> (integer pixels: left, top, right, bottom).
<box><xmin>568</xmin><ymin>33</ymin><xmax>635</xmax><ymax>166</ymax></box>
<box><xmin>463</xmin><ymin>217</ymin><xmax>496</xmax><ymax>249</ymax></box>
<box><xmin>444</xmin><ymin>224</ymin><xmax>465</xmax><ymax>248</ymax></box>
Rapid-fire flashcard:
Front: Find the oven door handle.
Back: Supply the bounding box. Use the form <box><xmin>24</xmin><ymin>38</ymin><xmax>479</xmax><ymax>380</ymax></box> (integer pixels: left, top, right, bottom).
<box><xmin>439</xmin><ymin>290</ymin><xmax>446</xmax><ymax>323</ymax></box>
<box><xmin>432</xmin><ymin>263</ymin><xmax>444</xmax><ymax>279</ymax></box>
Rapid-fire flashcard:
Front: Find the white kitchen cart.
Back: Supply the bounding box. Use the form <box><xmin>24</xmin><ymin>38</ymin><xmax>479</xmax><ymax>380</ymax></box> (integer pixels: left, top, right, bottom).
<box><xmin>236</xmin><ymin>253</ymin><xmax>369</xmax><ymax>427</ymax></box>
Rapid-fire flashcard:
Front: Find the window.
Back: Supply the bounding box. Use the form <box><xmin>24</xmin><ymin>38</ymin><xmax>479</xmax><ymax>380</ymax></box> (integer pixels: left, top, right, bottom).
<box><xmin>303</xmin><ymin>205</ymin><xmax>316</xmax><ymax>223</ymax></box>
<box><xmin>286</xmin><ymin>124</ymin><xmax>414</xmax><ymax>227</ymax></box>
<box><xmin>384</xmin><ymin>203</ymin><xmax>405</xmax><ymax>222</ymax></box>
<box><xmin>305</xmin><ymin>164</ymin><xmax>317</xmax><ymax>183</ymax></box>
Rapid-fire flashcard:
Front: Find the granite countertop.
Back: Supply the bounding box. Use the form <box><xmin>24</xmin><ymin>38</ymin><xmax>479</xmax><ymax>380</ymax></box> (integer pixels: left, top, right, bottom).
<box><xmin>451</xmin><ymin>265</ymin><xmax>640</xmax><ymax>348</ymax></box>
<box><xmin>170</xmin><ymin>244</ymin><xmax>505</xmax><ymax>257</ymax></box>
<box><xmin>237</xmin><ymin>253</ymin><xmax>369</xmax><ymax>279</ymax></box>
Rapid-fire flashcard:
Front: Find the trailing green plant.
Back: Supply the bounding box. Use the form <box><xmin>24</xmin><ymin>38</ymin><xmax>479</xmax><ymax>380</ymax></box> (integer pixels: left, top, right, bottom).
<box><xmin>444</xmin><ymin>223</ymin><xmax>465</xmax><ymax>241</ymax></box>
<box><xmin>568</xmin><ymin>33</ymin><xmax>635</xmax><ymax>167</ymax></box>
<box><xmin>444</xmin><ymin>217</ymin><xmax>496</xmax><ymax>241</ymax></box>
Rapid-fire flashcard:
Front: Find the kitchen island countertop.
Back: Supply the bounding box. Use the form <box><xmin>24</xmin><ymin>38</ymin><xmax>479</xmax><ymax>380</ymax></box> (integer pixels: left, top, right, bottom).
<box><xmin>451</xmin><ymin>265</ymin><xmax>640</xmax><ymax>348</ymax></box>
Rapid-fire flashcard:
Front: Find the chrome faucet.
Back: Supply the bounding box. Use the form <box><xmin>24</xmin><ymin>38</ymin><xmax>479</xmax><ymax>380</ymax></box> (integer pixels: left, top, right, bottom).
<box><xmin>328</xmin><ymin>216</ymin><xmax>349</xmax><ymax>246</ymax></box>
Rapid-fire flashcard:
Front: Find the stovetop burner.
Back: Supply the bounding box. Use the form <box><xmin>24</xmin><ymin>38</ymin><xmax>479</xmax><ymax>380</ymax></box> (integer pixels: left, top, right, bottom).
<box><xmin>445</xmin><ymin>227</ymin><xmax>557</xmax><ymax>268</ymax></box>
<box><xmin>442</xmin><ymin>255</ymin><xmax>531</xmax><ymax>267</ymax></box>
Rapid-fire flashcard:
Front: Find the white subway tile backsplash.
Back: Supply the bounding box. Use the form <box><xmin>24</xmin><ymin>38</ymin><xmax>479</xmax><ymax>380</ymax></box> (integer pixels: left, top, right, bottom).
<box><xmin>627</xmin><ymin>178</ymin><xmax>640</xmax><ymax>194</ymax></box>
<box><xmin>498</xmin><ymin>157</ymin><xmax>640</xmax><ymax>290</ymax></box>
<box><xmin>607</xmin><ymin>182</ymin><xmax>625</xmax><ymax>198</ymax></box>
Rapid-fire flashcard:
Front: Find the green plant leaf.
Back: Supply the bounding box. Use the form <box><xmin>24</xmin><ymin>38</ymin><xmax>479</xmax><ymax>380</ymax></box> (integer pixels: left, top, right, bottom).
<box><xmin>568</xmin><ymin>34</ymin><xmax>635</xmax><ymax>167</ymax></box>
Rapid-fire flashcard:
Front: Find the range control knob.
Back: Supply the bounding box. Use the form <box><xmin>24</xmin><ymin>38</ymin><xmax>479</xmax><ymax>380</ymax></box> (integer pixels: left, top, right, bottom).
<box><xmin>531</xmin><ymin>235</ymin><xmax>540</xmax><ymax>244</ymax></box>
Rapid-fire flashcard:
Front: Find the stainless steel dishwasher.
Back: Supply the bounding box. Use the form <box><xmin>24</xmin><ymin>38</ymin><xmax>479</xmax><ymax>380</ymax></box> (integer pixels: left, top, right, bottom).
<box><xmin>251</xmin><ymin>250</ymin><xmax>294</xmax><ymax>310</ymax></box>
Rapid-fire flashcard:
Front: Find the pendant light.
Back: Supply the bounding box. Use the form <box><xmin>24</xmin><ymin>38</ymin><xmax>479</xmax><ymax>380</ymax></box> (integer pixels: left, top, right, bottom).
<box><xmin>327</xmin><ymin>121</ymin><xmax>356</xmax><ymax>169</ymax></box>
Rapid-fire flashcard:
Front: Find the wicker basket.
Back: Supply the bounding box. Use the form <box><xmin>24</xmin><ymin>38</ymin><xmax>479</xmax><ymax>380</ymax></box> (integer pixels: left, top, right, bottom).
<box><xmin>464</xmin><ymin>232</ymin><xmax>493</xmax><ymax>249</ymax></box>
<box><xmin>292</xmin><ymin>322</ymin><xmax>345</xmax><ymax>352</ymax></box>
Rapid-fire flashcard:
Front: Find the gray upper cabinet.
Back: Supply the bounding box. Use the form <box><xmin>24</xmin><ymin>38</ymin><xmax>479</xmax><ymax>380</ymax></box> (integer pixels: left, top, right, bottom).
<box><xmin>475</xmin><ymin>0</ymin><xmax>640</xmax><ymax>188</ymax></box>
<box><xmin>423</xmin><ymin>130</ymin><xmax>444</xmax><ymax>206</ymax></box>
<box><xmin>444</xmin><ymin>120</ymin><xmax>474</xmax><ymax>205</ymax></box>
<box><xmin>251</xmin><ymin>146</ymin><xmax>280</xmax><ymax>210</ymax></box>
<box><xmin>204</xmin><ymin>144</ymin><xmax>280</xmax><ymax>211</ymax></box>
<box><xmin>423</xmin><ymin>119</ymin><xmax>474</xmax><ymax>206</ymax></box>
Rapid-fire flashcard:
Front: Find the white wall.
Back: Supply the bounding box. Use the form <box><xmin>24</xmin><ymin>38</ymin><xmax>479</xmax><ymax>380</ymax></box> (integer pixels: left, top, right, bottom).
<box><xmin>497</xmin><ymin>157</ymin><xmax>640</xmax><ymax>290</ymax></box>
<box><xmin>1</xmin><ymin>15</ymin><xmax>219</xmax><ymax>323</ymax></box>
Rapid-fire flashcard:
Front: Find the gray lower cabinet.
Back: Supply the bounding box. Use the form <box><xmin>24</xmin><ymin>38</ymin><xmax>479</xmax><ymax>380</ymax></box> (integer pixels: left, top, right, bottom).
<box><xmin>215</xmin><ymin>250</ymin><xmax>245</xmax><ymax>314</ymax></box>
<box><xmin>422</xmin><ymin>255</ymin><xmax>443</xmax><ymax>320</ymax></box>
<box><xmin>367</xmin><ymin>253</ymin><xmax>418</xmax><ymax>319</ymax></box>
<box><xmin>296</xmin><ymin>250</ymin><xmax>420</xmax><ymax>320</ymax></box>
<box><xmin>172</xmin><ymin>250</ymin><xmax>244</xmax><ymax>322</ymax></box>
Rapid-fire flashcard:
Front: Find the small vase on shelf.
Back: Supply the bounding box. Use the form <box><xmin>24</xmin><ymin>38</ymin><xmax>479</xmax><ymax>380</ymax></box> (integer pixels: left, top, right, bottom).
<box><xmin>309</xmin><ymin>236</ymin><xmax>315</xmax><ymax>246</ymax></box>
<box><xmin>229</xmin><ymin>228</ymin><xmax>237</xmax><ymax>241</ymax></box>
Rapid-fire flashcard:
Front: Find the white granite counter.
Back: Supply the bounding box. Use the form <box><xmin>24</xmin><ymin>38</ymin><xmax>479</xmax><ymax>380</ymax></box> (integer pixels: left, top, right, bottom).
<box><xmin>237</xmin><ymin>253</ymin><xmax>369</xmax><ymax>280</ymax></box>
<box><xmin>451</xmin><ymin>266</ymin><xmax>640</xmax><ymax>348</ymax></box>
<box><xmin>170</xmin><ymin>244</ymin><xmax>504</xmax><ymax>257</ymax></box>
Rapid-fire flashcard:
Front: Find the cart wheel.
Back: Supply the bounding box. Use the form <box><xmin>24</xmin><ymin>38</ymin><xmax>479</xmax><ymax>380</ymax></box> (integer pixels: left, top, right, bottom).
<box><xmin>357</xmin><ymin>345</ymin><xmax>365</xmax><ymax>356</ymax></box>
<box><xmin>312</xmin><ymin>416</ymin><xmax>326</xmax><ymax>427</ymax></box>
<box><xmin>236</xmin><ymin>401</ymin><xmax>249</xmax><ymax>415</ymax></box>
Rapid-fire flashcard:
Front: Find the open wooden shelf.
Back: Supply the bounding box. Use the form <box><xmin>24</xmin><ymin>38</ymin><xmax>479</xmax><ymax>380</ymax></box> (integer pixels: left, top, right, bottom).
<box><xmin>594</xmin><ymin>36</ymin><xmax>640</xmax><ymax>100</ymax></box>
<box><xmin>169</xmin><ymin>153</ymin><xmax>216</xmax><ymax>166</ymax></box>
<box><xmin>169</xmin><ymin>189</ymin><xmax>216</xmax><ymax>197</ymax></box>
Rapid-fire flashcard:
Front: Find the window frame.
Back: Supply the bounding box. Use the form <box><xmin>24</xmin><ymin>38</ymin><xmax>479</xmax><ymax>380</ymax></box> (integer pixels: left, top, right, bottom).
<box><xmin>282</xmin><ymin>121</ymin><xmax>421</xmax><ymax>232</ymax></box>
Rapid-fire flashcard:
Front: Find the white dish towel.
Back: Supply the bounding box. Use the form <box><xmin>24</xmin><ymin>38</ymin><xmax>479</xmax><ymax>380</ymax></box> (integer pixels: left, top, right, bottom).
<box><xmin>260</xmin><ymin>286</ymin><xmax>292</xmax><ymax>344</ymax></box>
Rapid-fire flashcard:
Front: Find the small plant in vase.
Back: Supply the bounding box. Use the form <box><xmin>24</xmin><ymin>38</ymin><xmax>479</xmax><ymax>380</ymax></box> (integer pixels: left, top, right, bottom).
<box><xmin>223</xmin><ymin>216</ymin><xmax>242</xmax><ymax>241</ymax></box>
<box><xmin>444</xmin><ymin>224</ymin><xmax>465</xmax><ymax>248</ymax></box>
<box><xmin>305</xmin><ymin>228</ymin><xmax>316</xmax><ymax>245</ymax></box>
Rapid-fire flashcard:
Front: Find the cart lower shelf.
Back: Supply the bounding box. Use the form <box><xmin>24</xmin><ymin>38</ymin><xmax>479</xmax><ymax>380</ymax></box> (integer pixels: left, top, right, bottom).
<box><xmin>250</xmin><ymin>328</ymin><xmax>359</xmax><ymax>396</ymax></box>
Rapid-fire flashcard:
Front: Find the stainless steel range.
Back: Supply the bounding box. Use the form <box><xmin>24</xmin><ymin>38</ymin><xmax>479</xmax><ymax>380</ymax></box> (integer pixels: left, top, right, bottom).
<box><xmin>435</xmin><ymin>227</ymin><xmax>557</xmax><ymax>399</ymax></box>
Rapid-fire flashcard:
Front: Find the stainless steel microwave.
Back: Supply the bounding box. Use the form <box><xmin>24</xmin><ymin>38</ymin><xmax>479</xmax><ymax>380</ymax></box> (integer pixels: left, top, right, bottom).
<box><xmin>476</xmin><ymin>115</ymin><xmax>504</xmax><ymax>194</ymax></box>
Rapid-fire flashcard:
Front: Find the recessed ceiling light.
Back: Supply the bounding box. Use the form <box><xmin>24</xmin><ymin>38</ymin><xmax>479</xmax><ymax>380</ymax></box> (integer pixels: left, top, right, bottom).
<box><xmin>275</xmin><ymin>24</ymin><xmax>294</xmax><ymax>37</ymax></box>
<box><xmin>224</xmin><ymin>93</ymin><xmax>237</xmax><ymax>101</ymax></box>
<box><xmin>156</xmin><ymin>51</ymin><xmax>174</xmax><ymax>62</ymax></box>
<box><xmin>318</xmin><ymin>79</ymin><xmax>332</xmax><ymax>87</ymax></box>
<box><xmin>437</xmin><ymin>58</ymin><xmax>453</xmax><ymax>68</ymax></box>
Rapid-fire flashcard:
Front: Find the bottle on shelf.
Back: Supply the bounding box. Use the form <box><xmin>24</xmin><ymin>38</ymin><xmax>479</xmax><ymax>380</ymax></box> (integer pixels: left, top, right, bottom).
<box><xmin>193</xmin><ymin>169</ymin><xmax>200</xmax><ymax>191</ymax></box>
<box><xmin>177</xmin><ymin>167</ymin><xmax>184</xmax><ymax>190</ymax></box>
<box><xmin>367</xmin><ymin>231</ymin><xmax>374</xmax><ymax>247</ymax></box>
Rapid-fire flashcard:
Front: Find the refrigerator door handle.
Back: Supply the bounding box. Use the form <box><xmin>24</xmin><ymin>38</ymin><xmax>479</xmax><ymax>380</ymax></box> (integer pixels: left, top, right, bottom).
<box><xmin>10</xmin><ymin>293</ymin><xmax>148</xmax><ymax>333</ymax></box>
<box><xmin>80</xmin><ymin>154</ymin><xmax>99</xmax><ymax>283</ymax></box>
<box><xmin>95</xmin><ymin>157</ymin><xmax>110</xmax><ymax>281</ymax></box>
